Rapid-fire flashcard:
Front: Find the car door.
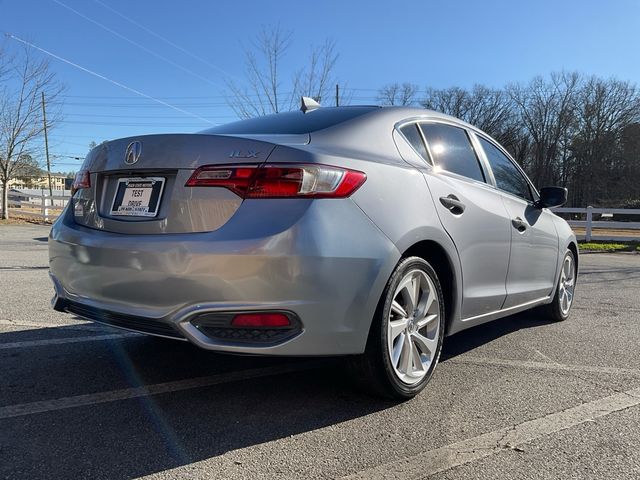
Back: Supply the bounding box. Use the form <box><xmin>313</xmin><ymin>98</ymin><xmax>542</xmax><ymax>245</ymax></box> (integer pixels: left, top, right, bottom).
<box><xmin>474</xmin><ymin>134</ymin><xmax>559</xmax><ymax>308</ymax></box>
<box><xmin>399</xmin><ymin>121</ymin><xmax>512</xmax><ymax>319</ymax></box>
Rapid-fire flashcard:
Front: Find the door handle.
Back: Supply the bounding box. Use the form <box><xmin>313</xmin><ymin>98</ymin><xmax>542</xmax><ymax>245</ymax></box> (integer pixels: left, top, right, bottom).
<box><xmin>439</xmin><ymin>195</ymin><xmax>465</xmax><ymax>215</ymax></box>
<box><xmin>512</xmin><ymin>217</ymin><xmax>527</xmax><ymax>232</ymax></box>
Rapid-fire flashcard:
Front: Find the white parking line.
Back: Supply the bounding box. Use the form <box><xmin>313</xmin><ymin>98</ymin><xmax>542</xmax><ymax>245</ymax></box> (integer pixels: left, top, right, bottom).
<box><xmin>449</xmin><ymin>356</ymin><xmax>640</xmax><ymax>377</ymax></box>
<box><xmin>343</xmin><ymin>386</ymin><xmax>640</xmax><ymax>479</ymax></box>
<box><xmin>0</xmin><ymin>319</ymin><xmax>132</xmax><ymax>335</ymax></box>
<box><xmin>0</xmin><ymin>318</ymin><xmax>100</xmax><ymax>331</ymax></box>
<box><xmin>0</xmin><ymin>319</ymin><xmax>88</xmax><ymax>328</ymax></box>
<box><xmin>0</xmin><ymin>332</ymin><xmax>138</xmax><ymax>350</ymax></box>
<box><xmin>0</xmin><ymin>266</ymin><xmax>49</xmax><ymax>270</ymax></box>
<box><xmin>0</xmin><ymin>362</ymin><xmax>321</xmax><ymax>420</ymax></box>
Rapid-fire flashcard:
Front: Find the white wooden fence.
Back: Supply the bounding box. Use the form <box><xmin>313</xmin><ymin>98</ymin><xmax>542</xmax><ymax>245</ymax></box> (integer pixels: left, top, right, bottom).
<box><xmin>4</xmin><ymin>190</ymin><xmax>71</xmax><ymax>222</ymax></box>
<box><xmin>2</xmin><ymin>190</ymin><xmax>638</xmax><ymax>241</ymax></box>
<box><xmin>552</xmin><ymin>206</ymin><xmax>640</xmax><ymax>241</ymax></box>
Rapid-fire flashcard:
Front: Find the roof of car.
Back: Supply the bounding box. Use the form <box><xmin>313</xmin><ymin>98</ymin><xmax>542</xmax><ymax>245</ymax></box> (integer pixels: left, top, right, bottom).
<box><xmin>201</xmin><ymin>105</ymin><xmax>473</xmax><ymax>137</ymax></box>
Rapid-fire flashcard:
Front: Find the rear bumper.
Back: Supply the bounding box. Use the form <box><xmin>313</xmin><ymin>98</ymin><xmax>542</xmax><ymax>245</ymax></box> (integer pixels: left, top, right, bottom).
<box><xmin>51</xmin><ymin>294</ymin><xmax>187</xmax><ymax>340</ymax></box>
<box><xmin>49</xmin><ymin>199</ymin><xmax>399</xmax><ymax>355</ymax></box>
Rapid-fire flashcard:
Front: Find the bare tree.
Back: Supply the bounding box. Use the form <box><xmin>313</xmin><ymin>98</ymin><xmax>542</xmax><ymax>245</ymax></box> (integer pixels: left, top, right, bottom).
<box><xmin>292</xmin><ymin>39</ymin><xmax>338</xmax><ymax>104</ymax></box>
<box><xmin>421</xmin><ymin>85</ymin><xmax>523</xmax><ymax>157</ymax></box>
<box><xmin>377</xmin><ymin>82</ymin><xmax>418</xmax><ymax>106</ymax></box>
<box><xmin>507</xmin><ymin>72</ymin><xmax>581</xmax><ymax>188</ymax></box>
<box><xmin>226</xmin><ymin>26</ymin><xmax>340</xmax><ymax>118</ymax></box>
<box><xmin>570</xmin><ymin>77</ymin><xmax>640</xmax><ymax>205</ymax></box>
<box><xmin>620</xmin><ymin>122</ymin><xmax>640</xmax><ymax>206</ymax></box>
<box><xmin>384</xmin><ymin>72</ymin><xmax>640</xmax><ymax>207</ymax></box>
<box><xmin>421</xmin><ymin>86</ymin><xmax>467</xmax><ymax>117</ymax></box>
<box><xmin>0</xmin><ymin>45</ymin><xmax>63</xmax><ymax>219</ymax></box>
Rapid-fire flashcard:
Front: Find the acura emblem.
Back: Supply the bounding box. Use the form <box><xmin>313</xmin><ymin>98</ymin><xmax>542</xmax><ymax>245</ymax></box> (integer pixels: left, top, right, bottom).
<box><xmin>125</xmin><ymin>141</ymin><xmax>143</xmax><ymax>165</ymax></box>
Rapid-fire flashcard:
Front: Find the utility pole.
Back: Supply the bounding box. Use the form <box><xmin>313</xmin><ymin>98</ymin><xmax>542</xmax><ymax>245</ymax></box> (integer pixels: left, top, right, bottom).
<box><xmin>41</xmin><ymin>91</ymin><xmax>53</xmax><ymax>198</ymax></box>
<box><xmin>336</xmin><ymin>84</ymin><xmax>339</xmax><ymax>107</ymax></box>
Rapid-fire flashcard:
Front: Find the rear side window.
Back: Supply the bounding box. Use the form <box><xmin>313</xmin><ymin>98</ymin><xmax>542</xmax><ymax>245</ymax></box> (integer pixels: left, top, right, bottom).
<box><xmin>399</xmin><ymin>124</ymin><xmax>429</xmax><ymax>162</ymax></box>
<box><xmin>479</xmin><ymin>137</ymin><xmax>533</xmax><ymax>202</ymax></box>
<box><xmin>419</xmin><ymin>123</ymin><xmax>485</xmax><ymax>182</ymax></box>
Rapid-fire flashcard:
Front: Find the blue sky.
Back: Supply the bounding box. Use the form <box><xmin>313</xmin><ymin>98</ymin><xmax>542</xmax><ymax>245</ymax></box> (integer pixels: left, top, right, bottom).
<box><xmin>1</xmin><ymin>0</ymin><xmax>639</xmax><ymax>172</ymax></box>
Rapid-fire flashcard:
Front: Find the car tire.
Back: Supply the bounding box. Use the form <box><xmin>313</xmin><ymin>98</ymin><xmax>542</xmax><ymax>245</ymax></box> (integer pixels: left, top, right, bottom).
<box><xmin>349</xmin><ymin>256</ymin><xmax>445</xmax><ymax>400</ymax></box>
<box><xmin>544</xmin><ymin>249</ymin><xmax>577</xmax><ymax>322</ymax></box>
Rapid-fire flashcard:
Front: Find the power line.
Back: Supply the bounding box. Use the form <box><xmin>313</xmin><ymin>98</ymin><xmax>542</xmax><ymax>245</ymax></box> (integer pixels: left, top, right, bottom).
<box><xmin>51</xmin><ymin>97</ymin><xmax>381</xmax><ymax>108</ymax></box>
<box><xmin>92</xmin><ymin>0</ymin><xmax>240</xmax><ymax>83</ymax></box>
<box><xmin>54</xmin><ymin>101</ymin><xmax>238</xmax><ymax>108</ymax></box>
<box><xmin>57</xmin><ymin>88</ymin><xmax>389</xmax><ymax>98</ymax></box>
<box><xmin>50</xmin><ymin>162</ymin><xmax>84</xmax><ymax>167</ymax></box>
<box><xmin>64</xmin><ymin>113</ymin><xmax>237</xmax><ymax>119</ymax></box>
<box><xmin>59</xmin><ymin>94</ymin><xmax>232</xmax><ymax>99</ymax></box>
<box><xmin>52</xmin><ymin>154</ymin><xmax>85</xmax><ymax>160</ymax></box>
<box><xmin>53</xmin><ymin>101</ymin><xmax>237</xmax><ymax>108</ymax></box>
<box><xmin>5</xmin><ymin>33</ymin><xmax>215</xmax><ymax>125</ymax></box>
<box><xmin>51</xmin><ymin>0</ymin><xmax>224</xmax><ymax>89</ymax></box>
<box><xmin>57</xmin><ymin>120</ymin><xmax>217</xmax><ymax>127</ymax></box>
<box><xmin>51</xmin><ymin>141</ymin><xmax>93</xmax><ymax>149</ymax></box>
<box><xmin>48</xmin><ymin>134</ymin><xmax>104</xmax><ymax>139</ymax></box>
<box><xmin>59</xmin><ymin>92</ymin><xmax>292</xmax><ymax>100</ymax></box>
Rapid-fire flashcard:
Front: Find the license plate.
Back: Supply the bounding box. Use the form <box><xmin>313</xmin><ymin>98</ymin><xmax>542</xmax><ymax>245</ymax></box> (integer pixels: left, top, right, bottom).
<box><xmin>110</xmin><ymin>177</ymin><xmax>165</xmax><ymax>217</ymax></box>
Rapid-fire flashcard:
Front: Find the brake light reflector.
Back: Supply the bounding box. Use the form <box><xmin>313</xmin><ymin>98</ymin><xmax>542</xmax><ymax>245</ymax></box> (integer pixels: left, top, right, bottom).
<box><xmin>231</xmin><ymin>313</ymin><xmax>291</xmax><ymax>328</ymax></box>
<box><xmin>71</xmin><ymin>170</ymin><xmax>90</xmax><ymax>195</ymax></box>
<box><xmin>185</xmin><ymin>166</ymin><xmax>254</xmax><ymax>195</ymax></box>
<box><xmin>185</xmin><ymin>164</ymin><xmax>366</xmax><ymax>198</ymax></box>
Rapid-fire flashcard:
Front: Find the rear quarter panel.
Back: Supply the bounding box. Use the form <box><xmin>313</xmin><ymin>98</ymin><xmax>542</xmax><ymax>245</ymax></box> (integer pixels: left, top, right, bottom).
<box><xmin>280</xmin><ymin>121</ymin><xmax>464</xmax><ymax>332</ymax></box>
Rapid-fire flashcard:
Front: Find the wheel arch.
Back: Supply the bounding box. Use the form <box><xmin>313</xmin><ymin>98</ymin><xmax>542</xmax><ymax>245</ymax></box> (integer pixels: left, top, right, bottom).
<box><xmin>400</xmin><ymin>240</ymin><xmax>460</xmax><ymax>336</ymax></box>
<box><xmin>548</xmin><ymin>237</ymin><xmax>579</xmax><ymax>305</ymax></box>
<box><xmin>567</xmin><ymin>241</ymin><xmax>579</xmax><ymax>273</ymax></box>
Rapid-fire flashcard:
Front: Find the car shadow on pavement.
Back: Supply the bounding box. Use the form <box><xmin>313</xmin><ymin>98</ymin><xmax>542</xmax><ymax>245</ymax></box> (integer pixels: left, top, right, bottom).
<box><xmin>0</xmin><ymin>311</ymin><xmax>552</xmax><ymax>479</ymax></box>
<box><xmin>0</xmin><ymin>325</ymin><xmax>395</xmax><ymax>479</ymax></box>
<box><xmin>441</xmin><ymin>309</ymin><xmax>555</xmax><ymax>360</ymax></box>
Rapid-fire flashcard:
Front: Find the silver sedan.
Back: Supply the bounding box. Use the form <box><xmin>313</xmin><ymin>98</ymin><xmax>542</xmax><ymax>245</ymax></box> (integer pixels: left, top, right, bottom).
<box><xmin>49</xmin><ymin>103</ymin><xmax>577</xmax><ymax>399</ymax></box>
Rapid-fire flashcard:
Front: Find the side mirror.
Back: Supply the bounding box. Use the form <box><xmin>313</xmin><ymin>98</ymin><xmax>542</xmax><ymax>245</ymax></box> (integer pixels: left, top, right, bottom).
<box><xmin>536</xmin><ymin>186</ymin><xmax>567</xmax><ymax>209</ymax></box>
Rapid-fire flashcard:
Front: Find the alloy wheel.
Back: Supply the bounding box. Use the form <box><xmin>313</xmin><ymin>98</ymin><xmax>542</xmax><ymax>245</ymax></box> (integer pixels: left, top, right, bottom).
<box><xmin>558</xmin><ymin>253</ymin><xmax>575</xmax><ymax>315</ymax></box>
<box><xmin>387</xmin><ymin>269</ymin><xmax>441</xmax><ymax>385</ymax></box>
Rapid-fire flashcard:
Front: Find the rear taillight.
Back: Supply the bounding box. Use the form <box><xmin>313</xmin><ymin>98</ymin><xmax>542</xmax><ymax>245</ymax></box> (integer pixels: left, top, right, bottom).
<box><xmin>71</xmin><ymin>170</ymin><xmax>90</xmax><ymax>195</ymax></box>
<box><xmin>185</xmin><ymin>164</ymin><xmax>366</xmax><ymax>198</ymax></box>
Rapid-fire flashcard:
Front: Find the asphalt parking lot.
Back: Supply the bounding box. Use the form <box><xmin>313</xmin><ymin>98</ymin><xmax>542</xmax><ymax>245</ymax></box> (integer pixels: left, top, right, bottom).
<box><xmin>1</xmin><ymin>224</ymin><xmax>639</xmax><ymax>479</ymax></box>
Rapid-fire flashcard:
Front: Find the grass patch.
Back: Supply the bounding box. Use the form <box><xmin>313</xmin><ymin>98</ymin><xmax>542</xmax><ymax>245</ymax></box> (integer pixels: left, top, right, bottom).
<box><xmin>0</xmin><ymin>214</ymin><xmax>52</xmax><ymax>226</ymax></box>
<box><xmin>579</xmin><ymin>241</ymin><xmax>637</xmax><ymax>252</ymax></box>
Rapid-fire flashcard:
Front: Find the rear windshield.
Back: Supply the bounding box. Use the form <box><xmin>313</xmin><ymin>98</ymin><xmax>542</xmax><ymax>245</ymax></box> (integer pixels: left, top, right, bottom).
<box><xmin>202</xmin><ymin>106</ymin><xmax>378</xmax><ymax>135</ymax></box>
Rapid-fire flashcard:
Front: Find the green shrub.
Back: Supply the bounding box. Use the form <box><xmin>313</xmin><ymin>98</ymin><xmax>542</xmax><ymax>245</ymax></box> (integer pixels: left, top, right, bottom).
<box><xmin>579</xmin><ymin>242</ymin><xmax>628</xmax><ymax>251</ymax></box>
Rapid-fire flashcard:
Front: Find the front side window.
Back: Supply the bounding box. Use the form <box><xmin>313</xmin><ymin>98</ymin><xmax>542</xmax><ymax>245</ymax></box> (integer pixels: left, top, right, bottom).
<box><xmin>479</xmin><ymin>137</ymin><xmax>533</xmax><ymax>202</ymax></box>
<box><xmin>419</xmin><ymin>123</ymin><xmax>485</xmax><ymax>182</ymax></box>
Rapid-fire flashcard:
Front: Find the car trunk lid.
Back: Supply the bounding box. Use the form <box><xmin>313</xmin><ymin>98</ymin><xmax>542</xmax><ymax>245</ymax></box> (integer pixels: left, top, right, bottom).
<box><xmin>73</xmin><ymin>133</ymin><xmax>276</xmax><ymax>234</ymax></box>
